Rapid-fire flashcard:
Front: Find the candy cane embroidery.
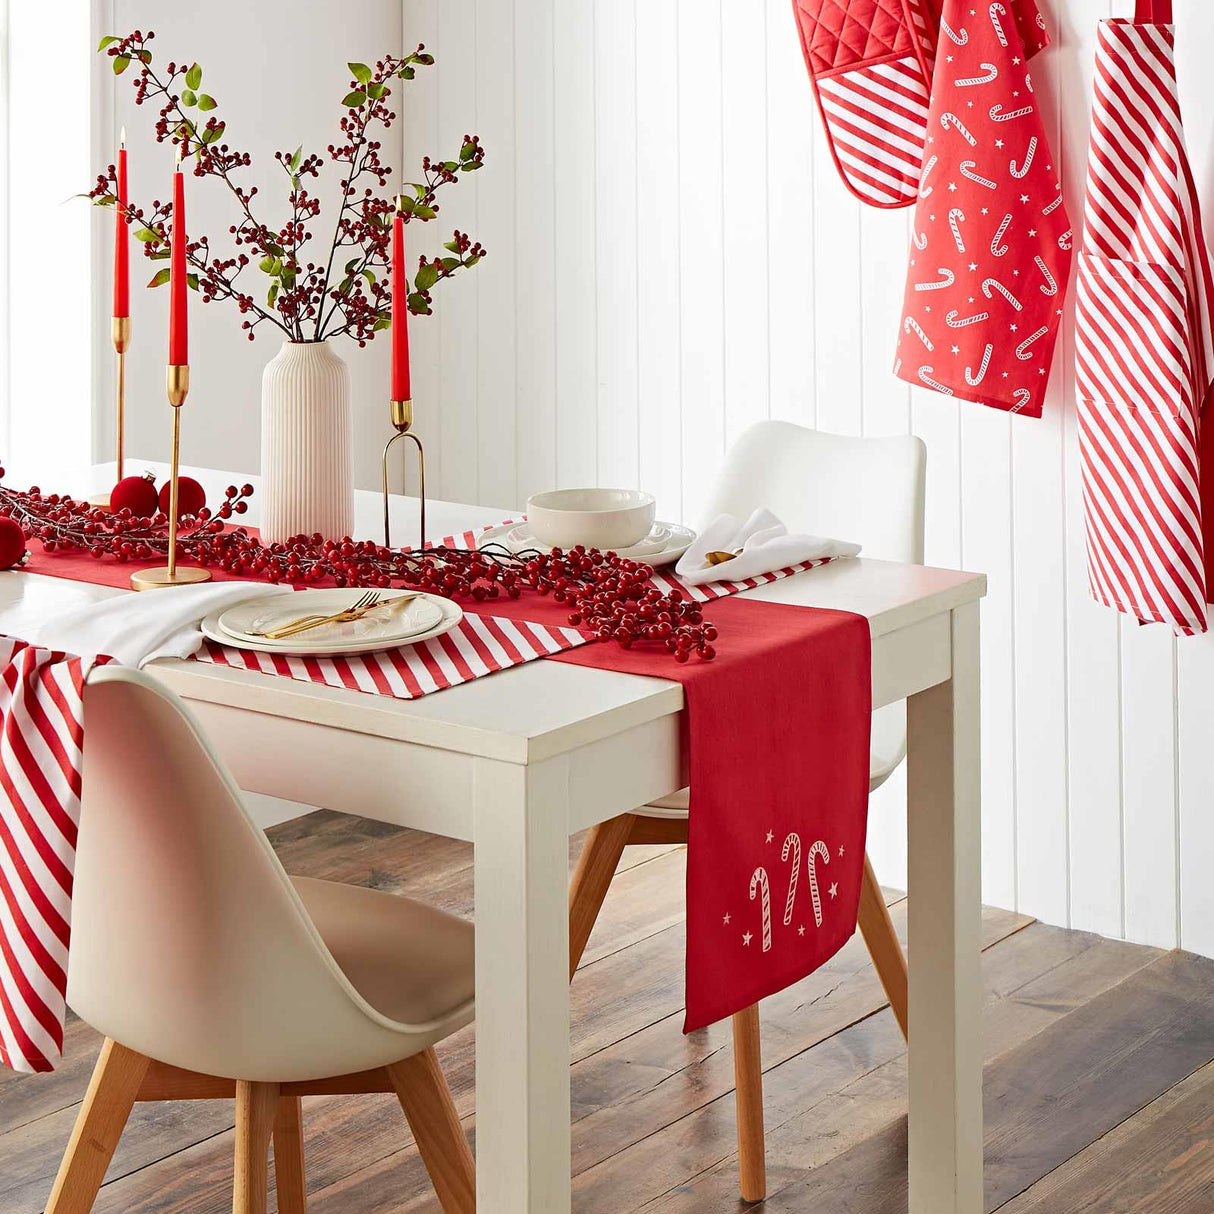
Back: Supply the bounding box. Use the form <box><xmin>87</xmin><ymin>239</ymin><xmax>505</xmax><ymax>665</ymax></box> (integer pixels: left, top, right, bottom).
<box><xmin>990</xmin><ymin>103</ymin><xmax>1035</xmax><ymax>122</ymax></box>
<box><xmin>749</xmin><ymin>866</ymin><xmax>772</xmax><ymax>953</ymax></box>
<box><xmin>781</xmin><ymin>833</ymin><xmax>801</xmax><ymax>926</ymax></box>
<box><xmin>918</xmin><ymin>365</ymin><xmax>955</xmax><ymax>395</ymax></box>
<box><xmin>991</xmin><ymin>213</ymin><xmax>1013</xmax><ymax>256</ymax></box>
<box><xmin>919</xmin><ymin>154</ymin><xmax>939</xmax><ymax>200</ymax></box>
<box><xmin>966</xmin><ymin>343</ymin><xmax>994</xmax><ymax>385</ymax></box>
<box><xmin>948</xmin><ymin>208</ymin><xmax>967</xmax><ymax>254</ymax></box>
<box><xmin>982</xmin><ymin>276</ymin><xmax>1024</xmax><ymax>311</ymax></box>
<box><xmin>1035</xmin><ymin>255</ymin><xmax>1058</xmax><ymax>296</ymax></box>
<box><xmin>1058</xmin><ymin>227</ymin><xmax>1073</xmax><ymax>250</ymax></box>
<box><xmin>904</xmin><ymin>316</ymin><xmax>934</xmax><ymax>350</ymax></box>
<box><xmin>903</xmin><ymin>317</ymin><xmax>934</xmax><ymax>350</ymax></box>
<box><xmin>1015</xmin><ymin>326</ymin><xmax>1048</xmax><ymax>360</ymax></box>
<box><xmin>990</xmin><ymin>2</ymin><xmax>1009</xmax><ymax>47</ymax></box>
<box><xmin>941</xmin><ymin>112</ymin><xmax>978</xmax><ymax>146</ymax></box>
<box><xmin>1010</xmin><ymin>136</ymin><xmax>1037</xmax><ymax>178</ymax></box>
<box><xmin>1025</xmin><ymin>70</ymin><xmax>1035</xmax><ymax>94</ymax></box>
<box><xmin>945</xmin><ymin>308</ymin><xmax>990</xmax><ymax>328</ymax></box>
<box><xmin>960</xmin><ymin>160</ymin><xmax>998</xmax><ymax>190</ymax></box>
<box><xmin>955</xmin><ymin>63</ymin><xmax>999</xmax><ymax>87</ymax></box>
<box><xmin>1011</xmin><ymin>387</ymin><xmax>1032</xmax><ymax>411</ymax></box>
<box><xmin>941</xmin><ymin>17</ymin><xmax>969</xmax><ymax>44</ymax></box>
<box><xmin>912</xmin><ymin>229</ymin><xmax>928</xmax><ymax>251</ymax></box>
<box><xmin>806</xmin><ymin>840</ymin><xmax>830</xmax><ymax>928</ymax></box>
<box><xmin>1042</xmin><ymin>189</ymin><xmax>1064</xmax><ymax>216</ymax></box>
<box><xmin>914</xmin><ymin>267</ymin><xmax>956</xmax><ymax>291</ymax></box>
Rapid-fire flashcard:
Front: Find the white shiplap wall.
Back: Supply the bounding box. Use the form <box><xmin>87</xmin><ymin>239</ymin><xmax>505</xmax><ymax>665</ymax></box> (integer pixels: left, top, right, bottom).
<box><xmin>79</xmin><ymin>0</ymin><xmax>1214</xmax><ymax>954</ymax></box>
<box><xmin>399</xmin><ymin>0</ymin><xmax>1214</xmax><ymax>954</ymax></box>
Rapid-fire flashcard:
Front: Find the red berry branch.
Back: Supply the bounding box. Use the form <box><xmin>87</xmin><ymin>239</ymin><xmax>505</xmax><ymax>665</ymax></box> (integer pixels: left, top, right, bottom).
<box><xmin>87</xmin><ymin>30</ymin><xmax>486</xmax><ymax>346</ymax></box>
<box><xmin>0</xmin><ymin>474</ymin><xmax>717</xmax><ymax>661</ymax></box>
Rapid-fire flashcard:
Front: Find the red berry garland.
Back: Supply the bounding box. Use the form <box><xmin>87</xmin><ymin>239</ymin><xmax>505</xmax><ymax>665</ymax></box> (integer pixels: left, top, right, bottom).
<box><xmin>0</xmin><ymin>469</ymin><xmax>717</xmax><ymax>660</ymax></box>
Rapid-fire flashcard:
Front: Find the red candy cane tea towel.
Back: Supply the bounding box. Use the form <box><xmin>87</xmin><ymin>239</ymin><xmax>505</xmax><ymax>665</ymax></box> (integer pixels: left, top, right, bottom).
<box><xmin>894</xmin><ymin>0</ymin><xmax>1071</xmax><ymax>416</ymax></box>
<box><xmin>1075</xmin><ymin>0</ymin><xmax>1214</xmax><ymax>635</ymax></box>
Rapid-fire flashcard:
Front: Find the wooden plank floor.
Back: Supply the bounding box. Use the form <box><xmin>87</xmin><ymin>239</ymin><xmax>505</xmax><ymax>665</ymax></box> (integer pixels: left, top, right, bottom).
<box><xmin>4</xmin><ymin>810</ymin><xmax>1214</xmax><ymax>1213</ymax></box>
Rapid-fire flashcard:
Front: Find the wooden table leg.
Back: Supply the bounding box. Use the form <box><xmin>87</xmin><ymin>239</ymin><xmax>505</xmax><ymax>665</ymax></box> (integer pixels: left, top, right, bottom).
<box><xmin>474</xmin><ymin>754</ymin><xmax>572</xmax><ymax>1213</ymax></box>
<box><xmin>907</xmin><ymin>601</ymin><xmax>983</xmax><ymax>1214</ymax></box>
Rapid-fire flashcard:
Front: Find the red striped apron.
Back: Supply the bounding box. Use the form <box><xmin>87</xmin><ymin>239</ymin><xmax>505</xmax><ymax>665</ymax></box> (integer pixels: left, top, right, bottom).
<box><xmin>1075</xmin><ymin>0</ymin><xmax>1214</xmax><ymax>635</ymax></box>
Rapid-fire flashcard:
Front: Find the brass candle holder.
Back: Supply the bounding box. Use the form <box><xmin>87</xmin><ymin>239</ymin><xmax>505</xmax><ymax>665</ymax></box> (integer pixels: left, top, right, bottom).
<box><xmin>130</xmin><ymin>364</ymin><xmax>212</xmax><ymax>591</ymax></box>
<box><xmin>89</xmin><ymin>316</ymin><xmax>131</xmax><ymax>510</ymax></box>
<box><xmin>381</xmin><ymin>397</ymin><xmax>426</xmax><ymax>549</ymax></box>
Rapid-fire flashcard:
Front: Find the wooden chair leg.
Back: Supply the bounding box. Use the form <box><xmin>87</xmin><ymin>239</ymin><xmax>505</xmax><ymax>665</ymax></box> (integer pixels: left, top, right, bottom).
<box><xmin>568</xmin><ymin>813</ymin><xmax>636</xmax><ymax>980</ymax></box>
<box><xmin>45</xmin><ymin>1038</ymin><xmax>151</xmax><ymax>1214</ymax></box>
<box><xmin>273</xmin><ymin>1095</ymin><xmax>307</xmax><ymax>1214</ymax></box>
<box><xmin>387</xmin><ymin>1048</ymin><xmax>475</xmax><ymax>1214</ymax></box>
<box><xmin>732</xmin><ymin>1004</ymin><xmax>766</xmax><ymax>1203</ymax></box>
<box><xmin>233</xmin><ymin>1080</ymin><xmax>280</xmax><ymax>1214</ymax></box>
<box><xmin>858</xmin><ymin>851</ymin><xmax>909</xmax><ymax>1040</ymax></box>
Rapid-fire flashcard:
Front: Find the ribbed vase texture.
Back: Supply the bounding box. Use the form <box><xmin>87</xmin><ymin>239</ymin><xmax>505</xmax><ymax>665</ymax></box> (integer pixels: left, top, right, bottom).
<box><xmin>260</xmin><ymin>340</ymin><xmax>354</xmax><ymax>543</ymax></box>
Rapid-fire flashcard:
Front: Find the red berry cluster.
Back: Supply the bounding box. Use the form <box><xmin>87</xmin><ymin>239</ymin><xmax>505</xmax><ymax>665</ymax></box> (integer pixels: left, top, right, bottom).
<box><xmin>0</xmin><ymin>472</ymin><xmax>718</xmax><ymax>661</ymax></box>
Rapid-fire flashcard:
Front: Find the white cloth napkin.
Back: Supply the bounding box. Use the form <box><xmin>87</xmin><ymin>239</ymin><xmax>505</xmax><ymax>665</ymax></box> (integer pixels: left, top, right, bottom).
<box><xmin>674</xmin><ymin>508</ymin><xmax>861</xmax><ymax>586</ymax></box>
<box><xmin>25</xmin><ymin>581</ymin><xmax>281</xmax><ymax>668</ymax></box>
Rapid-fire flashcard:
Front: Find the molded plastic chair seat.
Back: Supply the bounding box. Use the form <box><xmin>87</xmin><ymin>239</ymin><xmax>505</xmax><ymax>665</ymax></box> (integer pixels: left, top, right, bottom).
<box><xmin>290</xmin><ymin>876</ymin><xmax>474</xmax><ymax>1027</ymax></box>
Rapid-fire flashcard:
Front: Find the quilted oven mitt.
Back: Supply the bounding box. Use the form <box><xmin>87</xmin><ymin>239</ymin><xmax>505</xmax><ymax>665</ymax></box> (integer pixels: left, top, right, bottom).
<box><xmin>790</xmin><ymin>0</ymin><xmax>939</xmax><ymax>208</ymax></box>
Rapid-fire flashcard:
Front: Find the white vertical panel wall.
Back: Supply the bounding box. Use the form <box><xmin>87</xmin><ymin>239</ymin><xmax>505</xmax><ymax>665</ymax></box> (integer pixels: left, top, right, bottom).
<box><xmin>77</xmin><ymin>1</ymin><xmax>1214</xmax><ymax>954</ymax></box>
<box><xmin>400</xmin><ymin>0</ymin><xmax>1214</xmax><ymax>954</ymax></box>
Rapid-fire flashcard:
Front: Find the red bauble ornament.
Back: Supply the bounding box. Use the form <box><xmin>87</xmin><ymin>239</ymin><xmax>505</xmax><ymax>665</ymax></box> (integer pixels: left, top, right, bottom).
<box><xmin>0</xmin><ymin>517</ymin><xmax>26</xmax><ymax>570</ymax></box>
<box><xmin>110</xmin><ymin>472</ymin><xmax>159</xmax><ymax>518</ymax></box>
<box><xmin>159</xmin><ymin>476</ymin><xmax>206</xmax><ymax>520</ymax></box>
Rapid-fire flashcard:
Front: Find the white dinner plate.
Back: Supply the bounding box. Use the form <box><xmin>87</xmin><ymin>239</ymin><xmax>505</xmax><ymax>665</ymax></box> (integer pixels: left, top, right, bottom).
<box><xmin>476</xmin><ymin>520</ymin><xmax>695</xmax><ymax>567</ymax></box>
<box><xmin>202</xmin><ymin>590</ymin><xmax>463</xmax><ymax>657</ymax></box>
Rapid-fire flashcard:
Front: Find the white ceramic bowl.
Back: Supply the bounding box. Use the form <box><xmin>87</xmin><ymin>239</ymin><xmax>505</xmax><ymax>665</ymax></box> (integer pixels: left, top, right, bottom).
<box><xmin>526</xmin><ymin>488</ymin><xmax>657</xmax><ymax>550</ymax></box>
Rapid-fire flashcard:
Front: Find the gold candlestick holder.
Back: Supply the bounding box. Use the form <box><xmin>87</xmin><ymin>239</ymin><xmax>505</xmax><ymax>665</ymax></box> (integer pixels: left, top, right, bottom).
<box><xmin>381</xmin><ymin>397</ymin><xmax>426</xmax><ymax>549</ymax></box>
<box><xmin>130</xmin><ymin>364</ymin><xmax>212</xmax><ymax>591</ymax></box>
<box><xmin>90</xmin><ymin>316</ymin><xmax>131</xmax><ymax>510</ymax></box>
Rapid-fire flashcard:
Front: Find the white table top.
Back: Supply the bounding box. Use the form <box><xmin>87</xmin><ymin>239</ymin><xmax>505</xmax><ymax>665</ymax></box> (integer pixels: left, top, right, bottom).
<box><xmin>0</xmin><ymin>461</ymin><xmax>986</xmax><ymax>764</ymax></box>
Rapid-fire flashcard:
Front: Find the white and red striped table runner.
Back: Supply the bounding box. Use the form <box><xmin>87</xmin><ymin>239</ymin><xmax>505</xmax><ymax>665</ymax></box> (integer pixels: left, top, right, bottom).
<box><xmin>1075</xmin><ymin>1</ymin><xmax>1214</xmax><ymax>634</ymax></box>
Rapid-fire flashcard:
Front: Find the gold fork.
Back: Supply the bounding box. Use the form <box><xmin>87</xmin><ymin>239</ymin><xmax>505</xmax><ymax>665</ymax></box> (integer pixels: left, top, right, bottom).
<box><xmin>259</xmin><ymin>591</ymin><xmax>381</xmax><ymax>640</ymax></box>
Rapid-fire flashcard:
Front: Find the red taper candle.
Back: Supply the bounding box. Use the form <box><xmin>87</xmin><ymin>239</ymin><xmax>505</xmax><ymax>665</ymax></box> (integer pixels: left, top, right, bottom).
<box><xmin>168</xmin><ymin>147</ymin><xmax>188</xmax><ymax>365</ymax></box>
<box><xmin>113</xmin><ymin>131</ymin><xmax>129</xmax><ymax>318</ymax></box>
<box><xmin>390</xmin><ymin>201</ymin><xmax>411</xmax><ymax>401</ymax></box>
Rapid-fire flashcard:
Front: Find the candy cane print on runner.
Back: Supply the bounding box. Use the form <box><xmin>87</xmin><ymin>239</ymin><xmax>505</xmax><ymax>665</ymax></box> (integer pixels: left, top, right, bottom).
<box><xmin>749</xmin><ymin>867</ymin><xmax>772</xmax><ymax>952</ymax></box>
<box><xmin>781</xmin><ymin>832</ymin><xmax>801</xmax><ymax>926</ymax></box>
<box><xmin>895</xmin><ymin>0</ymin><xmax>1070</xmax><ymax>417</ymax></box>
<box><xmin>1074</xmin><ymin>1</ymin><xmax>1214</xmax><ymax>635</ymax></box>
<box><xmin>805</xmin><ymin>840</ymin><xmax>830</xmax><ymax>928</ymax></box>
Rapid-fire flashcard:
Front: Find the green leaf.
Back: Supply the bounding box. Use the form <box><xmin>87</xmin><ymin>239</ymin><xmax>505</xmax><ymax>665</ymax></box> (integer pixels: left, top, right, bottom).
<box><xmin>416</xmin><ymin>53</ymin><xmax>435</xmax><ymax>65</ymax></box>
<box><xmin>267</xmin><ymin>281</ymin><xmax>279</xmax><ymax>307</ymax></box>
<box><xmin>148</xmin><ymin>248</ymin><xmax>170</xmax><ymax>260</ymax></box>
<box><xmin>147</xmin><ymin>268</ymin><xmax>170</xmax><ymax>288</ymax></box>
<box><xmin>201</xmin><ymin>125</ymin><xmax>220</xmax><ymax>144</ymax></box>
<box><xmin>413</xmin><ymin>204</ymin><xmax>436</xmax><ymax>221</ymax></box>
<box><xmin>373</xmin><ymin>316</ymin><xmax>391</xmax><ymax>331</ymax></box>
<box><xmin>400</xmin><ymin>66</ymin><xmax>416</xmax><ymax>80</ymax></box>
<box><xmin>93</xmin><ymin>194</ymin><xmax>117</xmax><ymax>207</ymax></box>
<box><xmin>259</xmin><ymin>254</ymin><xmax>276</xmax><ymax>274</ymax></box>
<box><xmin>344</xmin><ymin>257</ymin><xmax>360</xmax><ymax>274</ymax></box>
<box><xmin>180</xmin><ymin>89</ymin><xmax>197</xmax><ymax>107</ymax></box>
<box><xmin>443</xmin><ymin>239</ymin><xmax>461</xmax><ymax>253</ymax></box>
<box><xmin>134</xmin><ymin>227</ymin><xmax>160</xmax><ymax>242</ymax></box>
<box><xmin>407</xmin><ymin>292</ymin><xmax>431</xmax><ymax>314</ymax></box>
<box><xmin>414</xmin><ymin>263</ymin><xmax>439</xmax><ymax>291</ymax></box>
<box><xmin>186</xmin><ymin>273</ymin><xmax>199</xmax><ymax>291</ymax></box>
<box><xmin>185</xmin><ymin>62</ymin><xmax>202</xmax><ymax>90</ymax></box>
<box><xmin>397</xmin><ymin>195</ymin><xmax>416</xmax><ymax>216</ymax></box>
<box><xmin>338</xmin><ymin>275</ymin><xmax>354</xmax><ymax>295</ymax></box>
<box><xmin>196</xmin><ymin>93</ymin><xmax>217</xmax><ymax>111</ymax></box>
<box><xmin>348</xmin><ymin>62</ymin><xmax>372</xmax><ymax>84</ymax></box>
<box><xmin>366</xmin><ymin>81</ymin><xmax>387</xmax><ymax>100</ymax></box>
<box><xmin>459</xmin><ymin>140</ymin><xmax>476</xmax><ymax>163</ymax></box>
<box><xmin>98</xmin><ymin>35</ymin><xmax>119</xmax><ymax>51</ymax></box>
<box><xmin>134</xmin><ymin>49</ymin><xmax>151</xmax><ymax>64</ymax></box>
<box><xmin>292</xmin><ymin>175</ymin><xmax>300</xmax><ymax>191</ymax></box>
<box><xmin>341</xmin><ymin>89</ymin><xmax>366</xmax><ymax>108</ymax></box>
<box><xmin>289</xmin><ymin>144</ymin><xmax>302</xmax><ymax>172</ymax></box>
<box><xmin>360</xmin><ymin>268</ymin><xmax>376</xmax><ymax>286</ymax></box>
<box><xmin>439</xmin><ymin>256</ymin><xmax>459</xmax><ymax>271</ymax></box>
<box><xmin>112</xmin><ymin>55</ymin><xmax>131</xmax><ymax>75</ymax></box>
<box><xmin>465</xmin><ymin>253</ymin><xmax>482</xmax><ymax>267</ymax></box>
<box><xmin>280</xmin><ymin>265</ymin><xmax>297</xmax><ymax>288</ymax></box>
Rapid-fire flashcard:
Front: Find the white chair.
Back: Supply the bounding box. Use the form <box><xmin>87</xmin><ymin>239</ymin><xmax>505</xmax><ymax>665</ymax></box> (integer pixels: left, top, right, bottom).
<box><xmin>47</xmin><ymin>666</ymin><xmax>476</xmax><ymax>1214</ymax></box>
<box><xmin>568</xmin><ymin>420</ymin><xmax>926</xmax><ymax>1202</ymax></box>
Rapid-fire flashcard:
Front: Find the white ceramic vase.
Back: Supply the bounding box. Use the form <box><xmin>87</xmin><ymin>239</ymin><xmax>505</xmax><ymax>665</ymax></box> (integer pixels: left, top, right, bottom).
<box><xmin>260</xmin><ymin>340</ymin><xmax>354</xmax><ymax>543</ymax></box>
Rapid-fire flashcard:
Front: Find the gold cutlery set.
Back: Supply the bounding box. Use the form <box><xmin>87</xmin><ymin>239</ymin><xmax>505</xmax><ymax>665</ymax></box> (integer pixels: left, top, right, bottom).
<box><xmin>250</xmin><ymin>591</ymin><xmax>418</xmax><ymax>640</ymax></box>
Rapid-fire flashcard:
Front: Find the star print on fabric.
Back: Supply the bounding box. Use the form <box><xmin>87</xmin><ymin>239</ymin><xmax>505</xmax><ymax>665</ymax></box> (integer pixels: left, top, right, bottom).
<box><xmin>723</xmin><ymin>912</ymin><xmax>731</xmax><ymax>926</ymax></box>
<box><xmin>828</xmin><ymin>883</ymin><xmax>839</xmax><ymax>899</ymax></box>
<box><xmin>765</xmin><ymin>830</ymin><xmax>773</xmax><ymax>843</ymax></box>
<box><xmin>742</xmin><ymin>931</ymin><xmax>753</xmax><ymax>947</ymax></box>
<box><xmin>968</xmin><ymin>262</ymin><xmax>979</xmax><ymax>272</ymax></box>
<box><xmin>838</xmin><ymin>845</ymin><xmax>845</xmax><ymax>858</ymax></box>
<box><xmin>996</xmin><ymin>139</ymin><xmax>1005</xmax><ymax>148</ymax></box>
<box><xmin>1010</xmin><ymin>323</ymin><xmax>1019</xmax><ymax>331</ymax></box>
<box><xmin>952</xmin><ymin>345</ymin><xmax>961</xmax><ymax>354</ymax></box>
<box><xmin>1029</xmin><ymin>228</ymin><xmax>1037</xmax><ymax>236</ymax></box>
<box><xmin>948</xmin><ymin>182</ymin><xmax>958</xmax><ymax>191</ymax></box>
<box><xmin>1020</xmin><ymin>194</ymin><xmax>1030</xmax><ymax>203</ymax></box>
<box><xmin>798</xmin><ymin>924</ymin><xmax>806</xmax><ymax>936</ymax></box>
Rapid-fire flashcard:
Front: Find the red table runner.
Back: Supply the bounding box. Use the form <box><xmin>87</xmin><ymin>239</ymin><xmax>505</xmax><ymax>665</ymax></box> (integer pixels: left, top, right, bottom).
<box><xmin>6</xmin><ymin>528</ymin><xmax>872</xmax><ymax>1046</ymax></box>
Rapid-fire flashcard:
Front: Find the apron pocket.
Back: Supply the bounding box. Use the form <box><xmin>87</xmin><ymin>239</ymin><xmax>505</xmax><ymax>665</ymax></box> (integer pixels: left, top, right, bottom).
<box><xmin>1075</xmin><ymin>252</ymin><xmax>1194</xmax><ymax>419</ymax></box>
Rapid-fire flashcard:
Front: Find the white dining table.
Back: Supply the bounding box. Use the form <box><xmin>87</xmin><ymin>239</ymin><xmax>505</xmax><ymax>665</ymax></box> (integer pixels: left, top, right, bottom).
<box><xmin>2</xmin><ymin>463</ymin><xmax>987</xmax><ymax>1213</ymax></box>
